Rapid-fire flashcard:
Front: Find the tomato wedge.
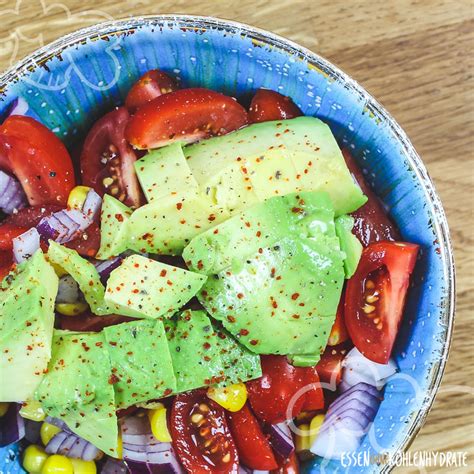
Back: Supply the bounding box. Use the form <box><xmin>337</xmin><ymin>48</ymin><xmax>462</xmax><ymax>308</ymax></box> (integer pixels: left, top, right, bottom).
<box><xmin>125</xmin><ymin>69</ymin><xmax>178</xmax><ymax>113</ymax></box>
<box><xmin>247</xmin><ymin>356</ymin><xmax>324</xmax><ymax>424</ymax></box>
<box><xmin>271</xmin><ymin>452</ymin><xmax>300</xmax><ymax>474</ymax></box>
<box><xmin>171</xmin><ymin>389</ymin><xmax>239</xmax><ymax>473</ymax></box>
<box><xmin>316</xmin><ymin>343</ymin><xmax>350</xmax><ymax>387</ymax></box>
<box><xmin>80</xmin><ymin>107</ymin><xmax>143</xmax><ymax>208</ymax></box>
<box><xmin>345</xmin><ymin>241</ymin><xmax>419</xmax><ymax>363</ymax></box>
<box><xmin>248</xmin><ymin>89</ymin><xmax>302</xmax><ymax>123</ymax></box>
<box><xmin>327</xmin><ymin>291</ymin><xmax>349</xmax><ymax>346</ymax></box>
<box><xmin>0</xmin><ymin>250</ymin><xmax>14</xmax><ymax>281</ymax></box>
<box><xmin>125</xmin><ymin>88</ymin><xmax>248</xmax><ymax>149</ymax></box>
<box><xmin>342</xmin><ymin>149</ymin><xmax>400</xmax><ymax>246</ymax></box>
<box><xmin>0</xmin><ymin>116</ymin><xmax>75</xmax><ymax>206</ymax></box>
<box><xmin>227</xmin><ymin>404</ymin><xmax>278</xmax><ymax>470</ymax></box>
<box><xmin>0</xmin><ymin>224</ymin><xmax>29</xmax><ymax>250</ymax></box>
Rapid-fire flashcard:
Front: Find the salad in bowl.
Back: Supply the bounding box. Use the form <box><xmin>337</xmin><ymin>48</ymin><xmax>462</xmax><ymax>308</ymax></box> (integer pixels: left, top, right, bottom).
<box><xmin>0</xmin><ymin>15</ymin><xmax>453</xmax><ymax>474</ymax></box>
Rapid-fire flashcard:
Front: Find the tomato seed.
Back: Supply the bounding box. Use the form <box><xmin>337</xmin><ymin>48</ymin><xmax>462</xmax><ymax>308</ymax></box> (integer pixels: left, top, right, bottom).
<box><xmin>363</xmin><ymin>304</ymin><xmax>376</xmax><ymax>314</ymax></box>
<box><xmin>222</xmin><ymin>453</ymin><xmax>231</xmax><ymax>463</ymax></box>
<box><xmin>373</xmin><ymin>318</ymin><xmax>380</xmax><ymax>324</ymax></box>
<box><xmin>366</xmin><ymin>279</ymin><xmax>375</xmax><ymax>289</ymax></box>
<box><xmin>199</xmin><ymin>404</ymin><xmax>210</xmax><ymax>413</ymax></box>
<box><xmin>191</xmin><ymin>413</ymin><xmax>203</xmax><ymax>424</ymax></box>
<box><xmin>376</xmin><ymin>323</ymin><xmax>383</xmax><ymax>330</ymax></box>
<box><xmin>200</xmin><ymin>427</ymin><xmax>210</xmax><ymax>437</ymax></box>
<box><xmin>366</xmin><ymin>294</ymin><xmax>379</xmax><ymax>303</ymax></box>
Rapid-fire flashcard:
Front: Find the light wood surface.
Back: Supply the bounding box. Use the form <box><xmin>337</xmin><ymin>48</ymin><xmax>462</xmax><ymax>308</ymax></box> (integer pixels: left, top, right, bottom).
<box><xmin>1</xmin><ymin>1</ymin><xmax>472</xmax><ymax>472</ymax></box>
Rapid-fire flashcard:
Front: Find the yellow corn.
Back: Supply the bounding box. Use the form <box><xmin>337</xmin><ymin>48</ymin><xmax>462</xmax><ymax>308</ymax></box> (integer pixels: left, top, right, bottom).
<box><xmin>41</xmin><ymin>455</ymin><xmax>73</xmax><ymax>474</ymax></box>
<box><xmin>67</xmin><ymin>186</ymin><xmax>92</xmax><ymax>210</ymax></box>
<box><xmin>55</xmin><ymin>303</ymin><xmax>88</xmax><ymax>316</ymax></box>
<box><xmin>40</xmin><ymin>422</ymin><xmax>61</xmax><ymax>446</ymax></box>
<box><xmin>308</xmin><ymin>414</ymin><xmax>325</xmax><ymax>444</ymax></box>
<box><xmin>207</xmin><ymin>382</ymin><xmax>247</xmax><ymax>412</ymax></box>
<box><xmin>148</xmin><ymin>405</ymin><xmax>172</xmax><ymax>442</ymax></box>
<box><xmin>70</xmin><ymin>459</ymin><xmax>96</xmax><ymax>474</ymax></box>
<box><xmin>23</xmin><ymin>444</ymin><xmax>48</xmax><ymax>474</ymax></box>
<box><xmin>0</xmin><ymin>402</ymin><xmax>9</xmax><ymax>417</ymax></box>
<box><xmin>295</xmin><ymin>423</ymin><xmax>311</xmax><ymax>453</ymax></box>
<box><xmin>20</xmin><ymin>400</ymin><xmax>46</xmax><ymax>422</ymax></box>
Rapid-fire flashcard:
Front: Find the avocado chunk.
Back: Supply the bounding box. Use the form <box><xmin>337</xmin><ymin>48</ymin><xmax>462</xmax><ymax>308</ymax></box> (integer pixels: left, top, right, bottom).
<box><xmin>0</xmin><ymin>251</ymin><xmax>58</xmax><ymax>401</ymax></box>
<box><xmin>184</xmin><ymin>191</ymin><xmax>335</xmax><ymax>275</ymax></box>
<box><xmin>47</xmin><ymin>242</ymin><xmax>110</xmax><ymax>315</ymax></box>
<box><xmin>96</xmin><ymin>195</ymin><xmax>133</xmax><ymax>260</ymax></box>
<box><xmin>185</xmin><ymin>117</ymin><xmax>367</xmax><ymax>216</ymax></box>
<box><xmin>335</xmin><ymin>215</ymin><xmax>363</xmax><ymax>278</ymax></box>
<box><xmin>104</xmin><ymin>254</ymin><xmax>207</xmax><ymax>319</ymax></box>
<box><xmin>103</xmin><ymin>320</ymin><xmax>176</xmax><ymax>408</ymax></box>
<box><xmin>165</xmin><ymin>310</ymin><xmax>224</xmax><ymax>392</ymax></box>
<box><xmin>188</xmin><ymin>192</ymin><xmax>345</xmax><ymax>356</ymax></box>
<box><xmin>35</xmin><ymin>330</ymin><xmax>118</xmax><ymax>456</ymax></box>
<box><xmin>127</xmin><ymin>190</ymin><xmax>229</xmax><ymax>255</ymax></box>
<box><xmin>164</xmin><ymin>310</ymin><xmax>261</xmax><ymax>393</ymax></box>
<box><xmin>134</xmin><ymin>142</ymin><xmax>199</xmax><ymax>202</ymax></box>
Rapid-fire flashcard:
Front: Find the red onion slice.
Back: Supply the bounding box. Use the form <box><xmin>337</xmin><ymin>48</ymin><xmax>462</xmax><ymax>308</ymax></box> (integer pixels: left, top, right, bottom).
<box><xmin>82</xmin><ymin>189</ymin><xmax>102</xmax><ymax>222</ymax></box>
<box><xmin>36</xmin><ymin>208</ymin><xmax>92</xmax><ymax>244</ymax></box>
<box><xmin>102</xmin><ymin>458</ymin><xmax>129</xmax><ymax>474</ymax></box>
<box><xmin>46</xmin><ymin>430</ymin><xmax>100</xmax><ymax>461</ymax></box>
<box><xmin>0</xmin><ymin>170</ymin><xmax>27</xmax><ymax>214</ymax></box>
<box><xmin>95</xmin><ymin>257</ymin><xmax>122</xmax><ymax>285</ymax></box>
<box><xmin>0</xmin><ymin>404</ymin><xmax>25</xmax><ymax>447</ymax></box>
<box><xmin>268</xmin><ymin>422</ymin><xmax>294</xmax><ymax>459</ymax></box>
<box><xmin>12</xmin><ymin>228</ymin><xmax>40</xmax><ymax>263</ymax></box>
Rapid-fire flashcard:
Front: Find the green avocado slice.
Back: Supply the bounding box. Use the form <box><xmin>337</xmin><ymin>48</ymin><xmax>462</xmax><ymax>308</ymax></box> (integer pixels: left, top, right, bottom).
<box><xmin>335</xmin><ymin>215</ymin><xmax>363</xmax><ymax>278</ymax></box>
<box><xmin>103</xmin><ymin>319</ymin><xmax>177</xmax><ymax>408</ymax></box>
<box><xmin>35</xmin><ymin>330</ymin><xmax>118</xmax><ymax>456</ymax></box>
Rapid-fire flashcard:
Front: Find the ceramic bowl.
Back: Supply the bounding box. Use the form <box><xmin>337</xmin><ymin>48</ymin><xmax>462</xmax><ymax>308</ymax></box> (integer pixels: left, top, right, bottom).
<box><xmin>0</xmin><ymin>16</ymin><xmax>454</xmax><ymax>474</ymax></box>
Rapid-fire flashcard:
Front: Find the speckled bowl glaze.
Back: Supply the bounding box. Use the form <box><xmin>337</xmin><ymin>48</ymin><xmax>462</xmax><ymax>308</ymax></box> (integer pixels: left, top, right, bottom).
<box><xmin>0</xmin><ymin>16</ymin><xmax>454</xmax><ymax>474</ymax></box>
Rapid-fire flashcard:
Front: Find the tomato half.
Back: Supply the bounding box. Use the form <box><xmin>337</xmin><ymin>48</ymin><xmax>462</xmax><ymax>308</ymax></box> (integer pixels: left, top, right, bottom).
<box><xmin>272</xmin><ymin>452</ymin><xmax>300</xmax><ymax>474</ymax></box>
<box><xmin>171</xmin><ymin>389</ymin><xmax>239</xmax><ymax>473</ymax></box>
<box><xmin>316</xmin><ymin>344</ymin><xmax>350</xmax><ymax>387</ymax></box>
<box><xmin>0</xmin><ymin>116</ymin><xmax>75</xmax><ymax>206</ymax></box>
<box><xmin>125</xmin><ymin>69</ymin><xmax>178</xmax><ymax>113</ymax></box>
<box><xmin>247</xmin><ymin>356</ymin><xmax>307</xmax><ymax>424</ymax></box>
<box><xmin>227</xmin><ymin>404</ymin><xmax>277</xmax><ymax>470</ymax></box>
<box><xmin>300</xmin><ymin>367</ymin><xmax>324</xmax><ymax>411</ymax></box>
<box><xmin>80</xmin><ymin>107</ymin><xmax>143</xmax><ymax>208</ymax></box>
<box><xmin>58</xmin><ymin>312</ymin><xmax>135</xmax><ymax>332</ymax></box>
<box><xmin>0</xmin><ymin>224</ymin><xmax>29</xmax><ymax>250</ymax></box>
<box><xmin>248</xmin><ymin>89</ymin><xmax>302</xmax><ymax>123</ymax></box>
<box><xmin>345</xmin><ymin>241</ymin><xmax>419</xmax><ymax>363</ymax></box>
<box><xmin>327</xmin><ymin>291</ymin><xmax>349</xmax><ymax>346</ymax></box>
<box><xmin>125</xmin><ymin>88</ymin><xmax>248</xmax><ymax>149</ymax></box>
<box><xmin>0</xmin><ymin>250</ymin><xmax>14</xmax><ymax>281</ymax></box>
<box><xmin>342</xmin><ymin>149</ymin><xmax>400</xmax><ymax>246</ymax></box>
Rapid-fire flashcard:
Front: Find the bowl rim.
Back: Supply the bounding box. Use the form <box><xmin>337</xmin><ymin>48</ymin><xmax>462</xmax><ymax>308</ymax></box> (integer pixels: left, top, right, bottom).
<box><xmin>0</xmin><ymin>14</ymin><xmax>455</xmax><ymax>473</ymax></box>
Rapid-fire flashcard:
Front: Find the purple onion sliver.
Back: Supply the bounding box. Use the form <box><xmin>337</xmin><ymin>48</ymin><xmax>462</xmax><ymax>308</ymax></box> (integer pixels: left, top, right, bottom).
<box><xmin>102</xmin><ymin>458</ymin><xmax>129</xmax><ymax>474</ymax></box>
<box><xmin>8</xmin><ymin>97</ymin><xmax>29</xmax><ymax>116</ymax></box>
<box><xmin>64</xmin><ymin>208</ymin><xmax>91</xmax><ymax>231</ymax></box>
<box><xmin>0</xmin><ymin>171</ymin><xmax>10</xmax><ymax>195</ymax></box>
<box><xmin>125</xmin><ymin>460</ymin><xmax>150</xmax><ymax>474</ymax></box>
<box><xmin>45</xmin><ymin>416</ymin><xmax>70</xmax><ymax>432</ymax></box>
<box><xmin>12</xmin><ymin>228</ymin><xmax>40</xmax><ymax>263</ymax></box>
<box><xmin>96</xmin><ymin>257</ymin><xmax>122</xmax><ymax>285</ymax></box>
<box><xmin>82</xmin><ymin>189</ymin><xmax>102</xmax><ymax>221</ymax></box>
<box><xmin>54</xmin><ymin>210</ymin><xmax>80</xmax><ymax>242</ymax></box>
<box><xmin>0</xmin><ymin>404</ymin><xmax>25</xmax><ymax>447</ymax></box>
<box><xmin>268</xmin><ymin>422</ymin><xmax>294</xmax><ymax>459</ymax></box>
<box><xmin>82</xmin><ymin>441</ymin><xmax>100</xmax><ymax>461</ymax></box>
<box><xmin>45</xmin><ymin>431</ymin><xmax>69</xmax><ymax>454</ymax></box>
<box><xmin>0</xmin><ymin>171</ymin><xmax>27</xmax><ymax>214</ymax></box>
<box><xmin>66</xmin><ymin>437</ymin><xmax>89</xmax><ymax>459</ymax></box>
<box><xmin>24</xmin><ymin>419</ymin><xmax>42</xmax><ymax>444</ymax></box>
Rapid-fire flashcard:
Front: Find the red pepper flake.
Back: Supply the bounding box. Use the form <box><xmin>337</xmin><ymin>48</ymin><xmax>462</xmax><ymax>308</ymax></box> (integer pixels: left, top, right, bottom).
<box><xmin>272</xmin><ymin>300</ymin><xmax>278</xmax><ymax>309</ymax></box>
<box><xmin>176</xmin><ymin>202</ymin><xmax>183</xmax><ymax>210</ymax></box>
<box><xmin>258</xmin><ymin>248</ymin><xmax>263</xmax><ymax>254</ymax></box>
<box><xmin>244</xmin><ymin>221</ymin><xmax>251</xmax><ymax>228</ymax></box>
<box><xmin>81</xmin><ymin>342</ymin><xmax>90</xmax><ymax>352</ymax></box>
<box><xmin>166</xmin><ymin>280</ymin><xmax>173</xmax><ymax>286</ymax></box>
<box><xmin>299</xmin><ymin>302</ymin><xmax>305</xmax><ymax>307</ymax></box>
<box><xmin>292</xmin><ymin>207</ymin><xmax>303</xmax><ymax>214</ymax></box>
<box><xmin>203</xmin><ymin>342</ymin><xmax>211</xmax><ymax>350</ymax></box>
<box><xmin>164</xmin><ymin>388</ymin><xmax>173</xmax><ymax>396</ymax></box>
<box><xmin>250</xmin><ymin>339</ymin><xmax>259</xmax><ymax>346</ymax></box>
<box><xmin>197</xmin><ymin>260</ymin><xmax>204</xmax><ymax>270</ymax></box>
<box><xmin>88</xmin><ymin>280</ymin><xmax>94</xmax><ymax>287</ymax></box>
<box><xmin>227</xmin><ymin>315</ymin><xmax>236</xmax><ymax>323</ymax></box>
<box><xmin>213</xmin><ymin>229</ymin><xmax>219</xmax><ymax>234</ymax></box>
<box><xmin>208</xmin><ymin>214</ymin><xmax>216</xmax><ymax>222</ymax></box>
<box><xmin>204</xmin><ymin>355</ymin><xmax>211</xmax><ymax>361</ymax></box>
<box><xmin>142</xmin><ymin>232</ymin><xmax>153</xmax><ymax>240</ymax></box>
<box><xmin>131</xmin><ymin>393</ymin><xmax>138</xmax><ymax>398</ymax></box>
<box><xmin>109</xmin><ymin>341</ymin><xmax>117</xmax><ymax>346</ymax></box>
<box><xmin>237</xmin><ymin>292</ymin><xmax>244</xmax><ymax>299</ymax></box>
<box><xmin>241</xmin><ymin>167</ymin><xmax>248</xmax><ymax>174</ymax></box>
<box><xmin>201</xmin><ymin>290</ymin><xmax>208</xmax><ymax>297</ymax></box>
<box><xmin>26</xmin><ymin>321</ymin><xmax>32</xmax><ymax>327</ymax></box>
<box><xmin>132</xmin><ymin>289</ymin><xmax>139</xmax><ymax>294</ymax></box>
<box><xmin>160</xmin><ymin>269</ymin><xmax>167</xmax><ymax>277</ymax></box>
<box><xmin>256</xmin><ymin>231</ymin><xmax>261</xmax><ymax>237</ymax></box>
<box><xmin>292</xmin><ymin>314</ymin><xmax>300</xmax><ymax>319</ymax></box>
<box><xmin>95</xmin><ymin>342</ymin><xmax>103</xmax><ymax>347</ymax></box>
<box><xmin>115</xmin><ymin>214</ymin><xmax>124</xmax><ymax>222</ymax></box>
<box><xmin>127</xmin><ymin>351</ymin><xmax>133</xmax><ymax>356</ymax></box>
<box><xmin>58</xmin><ymin>359</ymin><xmax>65</xmax><ymax>366</ymax></box>
<box><xmin>276</xmin><ymin>276</ymin><xmax>282</xmax><ymax>281</ymax></box>
<box><xmin>134</xmin><ymin>263</ymin><xmax>139</xmax><ymax>268</ymax></box>
<box><xmin>270</xmin><ymin>267</ymin><xmax>276</xmax><ymax>278</ymax></box>
<box><xmin>291</xmin><ymin>293</ymin><xmax>300</xmax><ymax>300</ymax></box>
<box><xmin>239</xmin><ymin>329</ymin><xmax>249</xmax><ymax>336</ymax></box>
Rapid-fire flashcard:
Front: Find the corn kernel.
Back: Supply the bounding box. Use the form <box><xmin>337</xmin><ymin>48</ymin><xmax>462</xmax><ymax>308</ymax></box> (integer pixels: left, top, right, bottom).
<box><xmin>295</xmin><ymin>423</ymin><xmax>311</xmax><ymax>453</ymax></box>
<box><xmin>148</xmin><ymin>406</ymin><xmax>172</xmax><ymax>442</ymax></box>
<box><xmin>41</xmin><ymin>455</ymin><xmax>73</xmax><ymax>474</ymax></box>
<box><xmin>23</xmin><ymin>444</ymin><xmax>48</xmax><ymax>473</ymax></box>
<box><xmin>55</xmin><ymin>303</ymin><xmax>89</xmax><ymax>317</ymax></box>
<box><xmin>40</xmin><ymin>422</ymin><xmax>61</xmax><ymax>446</ymax></box>
<box><xmin>20</xmin><ymin>400</ymin><xmax>46</xmax><ymax>422</ymax></box>
<box><xmin>67</xmin><ymin>186</ymin><xmax>91</xmax><ymax>210</ymax></box>
<box><xmin>207</xmin><ymin>382</ymin><xmax>247</xmax><ymax>412</ymax></box>
<box><xmin>308</xmin><ymin>414</ymin><xmax>325</xmax><ymax>444</ymax></box>
<box><xmin>70</xmin><ymin>459</ymin><xmax>96</xmax><ymax>474</ymax></box>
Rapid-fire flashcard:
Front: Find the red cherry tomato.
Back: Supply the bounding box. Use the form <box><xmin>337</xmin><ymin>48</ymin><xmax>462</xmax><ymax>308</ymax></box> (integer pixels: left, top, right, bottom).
<box><xmin>345</xmin><ymin>241</ymin><xmax>419</xmax><ymax>363</ymax></box>
<box><xmin>0</xmin><ymin>224</ymin><xmax>29</xmax><ymax>250</ymax></box>
<box><xmin>342</xmin><ymin>149</ymin><xmax>400</xmax><ymax>246</ymax></box>
<box><xmin>171</xmin><ymin>389</ymin><xmax>239</xmax><ymax>473</ymax></box>
<box><xmin>58</xmin><ymin>312</ymin><xmax>135</xmax><ymax>332</ymax></box>
<box><xmin>247</xmin><ymin>356</ymin><xmax>310</xmax><ymax>424</ymax></box>
<box><xmin>0</xmin><ymin>250</ymin><xmax>14</xmax><ymax>281</ymax></box>
<box><xmin>2</xmin><ymin>204</ymin><xmax>62</xmax><ymax>228</ymax></box>
<box><xmin>64</xmin><ymin>222</ymin><xmax>101</xmax><ymax>258</ymax></box>
<box><xmin>227</xmin><ymin>404</ymin><xmax>278</xmax><ymax>470</ymax></box>
<box><xmin>316</xmin><ymin>344</ymin><xmax>350</xmax><ymax>387</ymax></box>
<box><xmin>125</xmin><ymin>88</ymin><xmax>248</xmax><ymax>149</ymax></box>
<box><xmin>271</xmin><ymin>452</ymin><xmax>300</xmax><ymax>474</ymax></box>
<box><xmin>80</xmin><ymin>107</ymin><xmax>143</xmax><ymax>208</ymax></box>
<box><xmin>300</xmin><ymin>367</ymin><xmax>324</xmax><ymax>411</ymax></box>
<box><xmin>125</xmin><ymin>69</ymin><xmax>178</xmax><ymax>113</ymax></box>
<box><xmin>248</xmin><ymin>89</ymin><xmax>302</xmax><ymax>123</ymax></box>
<box><xmin>327</xmin><ymin>290</ymin><xmax>349</xmax><ymax>346</ymax></box>
<box><xmin>0</xmin><ymin>116</ymin><xmax>75</xmax><ymax>206</ymax></box>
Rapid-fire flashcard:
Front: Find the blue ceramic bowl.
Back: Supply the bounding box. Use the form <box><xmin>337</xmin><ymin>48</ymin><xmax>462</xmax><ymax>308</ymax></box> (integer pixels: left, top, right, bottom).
<box><xmin>0</xmin><ymin>16</ymin><xmax>454</xmax><ymax>474</ymax></box>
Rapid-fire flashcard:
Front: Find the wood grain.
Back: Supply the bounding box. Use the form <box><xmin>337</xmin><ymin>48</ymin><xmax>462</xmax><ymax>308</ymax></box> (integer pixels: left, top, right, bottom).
<box><xmin>0</xmin><ymin>1</ymin><xmax>472</xmax><ymax>472</ymax></box>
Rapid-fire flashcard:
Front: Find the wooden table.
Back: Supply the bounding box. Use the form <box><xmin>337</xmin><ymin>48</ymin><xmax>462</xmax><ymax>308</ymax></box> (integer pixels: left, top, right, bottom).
<box><xmin>1</xmin><ymin>1</ymin><xmax>472</xmax><ymax>472</ymax></box>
